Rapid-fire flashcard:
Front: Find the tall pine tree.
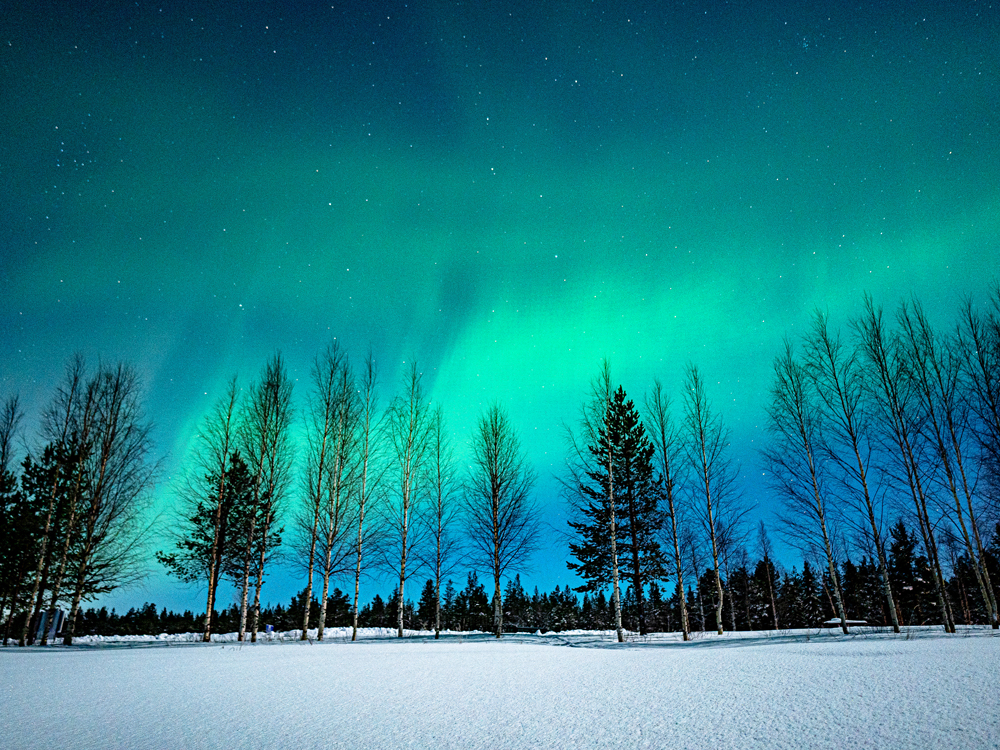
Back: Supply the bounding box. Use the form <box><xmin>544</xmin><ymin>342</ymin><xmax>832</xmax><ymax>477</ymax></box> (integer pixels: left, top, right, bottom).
<box><xmin>568</xmin><ymin>387</ymin><xmax>667</xmax><ymax>634</ymax></box>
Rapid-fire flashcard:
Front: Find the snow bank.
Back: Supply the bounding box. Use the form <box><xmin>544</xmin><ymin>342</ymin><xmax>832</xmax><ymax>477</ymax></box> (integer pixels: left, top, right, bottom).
<box><xmin>2</xmin><ymin>628</ymin><xmax>997</xmax><ymax>749</ymax></box>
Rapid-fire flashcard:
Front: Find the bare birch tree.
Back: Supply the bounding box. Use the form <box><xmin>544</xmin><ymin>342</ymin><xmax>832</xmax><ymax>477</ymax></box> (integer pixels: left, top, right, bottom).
<box><xmin>383</xmin><ymin>361</ymin><xmax>430</xmax><ymax>637</ymax></box>
<box><xmin>804</xmin><ymin>312</ymin><xmax>900</xmax><ymax>633</ymax></box>
<box><xmin>197</xmin><ymin>378</ymin><xmax>241</xmax><ymax>643</ymax></box>
<box><xmin>899</xmin><ymin>300</ymin><xmax>998</xmax><ymax>628</ymax></box>
<box><xmin>957</xmin><ymin>290</ymin><xmax>1000</xmax><ymax>526</ymax></box>
<box><xmin>682</xmin><ymin>363</ymin><xmax>735</xmax><ymax>636</ymax></box>
<box><xmin>421</xmin><ymin>406</ymin><xmax>463</xmax><ymax>638</ymax></box>
<box><xmin>240</xmin><ymin>354</ymin><xmax>294</xmax><ymax>643</ymax></box>
<box><xmin>464</xmin><ymin>403</ymin><xmax>539</xmax><ymax>638</ymax></box>
<box><xmin>298</xmin><ymin>343</ymin><xmax>357</xmax><ymax>640</ymax></box>
<box><xmin>854</xmin><ymin>298</ymin><xmax>954</xmax><ymax>632</ymax></box>
<box><xmin>644</xmin><ymin>380</ymin><xmax>691</xmax><ymax>640</ymax></box>
<box><xmin>19</xmin><ymin>356</ymin><xmax>87</xmax><ymax>646</ymax></box>
<box><xmin>299</xmin><ymin>346</ymin><xmax>343</xmax><ymax>639</ymax></box>
<box><xmin>351</xmin><ymin>352</ymin><xmax>385</xmax><ymax>641</ymax></box>
<box><xmin>39</xmin><ymin>365</ymin><xmax>105</xmax><ymax>647</ymax></box>
<box><xmin>764</xmin><ymin>341</ymin><xmax>850</xmax><ymax>632</ymax></box>
<box><xmin>62</xmin><ymin>363</ymin><xmax>157</xmax><ymax>645</ymax></box>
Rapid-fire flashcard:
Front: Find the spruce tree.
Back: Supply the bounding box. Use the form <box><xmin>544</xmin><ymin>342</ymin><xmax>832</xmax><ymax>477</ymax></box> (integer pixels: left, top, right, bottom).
<box><xmin>157</xmin><ymin>451</ymin><xmax>253</xmax><ymax>638</ymax></box>
<box><xmin>888</xmin><ymin>521</ymin><xmax>919</xmax><ymax>625</ymax></box>
<box><xmin>417</xmin><ymin>579</ymin><xmax>438</xmax><ymax>630</ymax></box>
<box><xmin>503</xmin><ymin>575</ymin><xmax>529</xmax><ymax>630</ymax></box>
<box><xmin>751</xmin><ymin>559</ymin><xmax>781</xmax><ymax>630</ymax></box>
<box><xmin>1</xmin><ymin>461</ymin><xmax>37</xmax><ymax>645</ymax></box>
<box><xmin>568</xmin><ymin>386</ymin><xmax>667</xmax><ymax>634</ymax></box>
<box><xmin>799</xmin><ymin>561</ymin><xmax>825</xmax><ymax>627</ymax></box>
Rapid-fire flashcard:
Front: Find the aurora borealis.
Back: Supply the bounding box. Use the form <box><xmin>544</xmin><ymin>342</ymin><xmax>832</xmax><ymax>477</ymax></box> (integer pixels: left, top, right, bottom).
<box><xmin>2</xmin><ymin>1</ymin><xmax>998</xmax><ymax>611</ymax></box>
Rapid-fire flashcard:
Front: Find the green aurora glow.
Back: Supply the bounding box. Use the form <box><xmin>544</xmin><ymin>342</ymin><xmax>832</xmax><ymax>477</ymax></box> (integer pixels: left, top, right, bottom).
<box><xmin>2</xmin><ymin>1</ymin><xmax>998</xmax><ymax>609</ymax></box>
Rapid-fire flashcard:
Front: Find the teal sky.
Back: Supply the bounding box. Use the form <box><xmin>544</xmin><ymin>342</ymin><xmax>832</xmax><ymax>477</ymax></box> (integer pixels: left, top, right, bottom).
<box><xmin>2</xmin><ymin>1</ymin><xmax>998</xmax><ymax>612</ymax></box>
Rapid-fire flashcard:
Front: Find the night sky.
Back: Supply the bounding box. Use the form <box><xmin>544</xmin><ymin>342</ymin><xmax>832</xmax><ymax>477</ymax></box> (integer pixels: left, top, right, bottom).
<box><xmin>3</xmin><ymin>1</ymin><xmax>998</xmax><ymax>612</ymax></box>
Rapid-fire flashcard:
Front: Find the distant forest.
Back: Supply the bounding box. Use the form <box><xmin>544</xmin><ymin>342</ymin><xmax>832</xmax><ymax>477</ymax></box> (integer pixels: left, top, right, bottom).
<box><xmin>3</xmin><ymin>288</ymin><xmax>1000</xmax><ymax>645</ymax></box>
<box><xmin>67</xmin><ymin>516</ymin><xmax>1000</xmax><ymax>638</ymax></box>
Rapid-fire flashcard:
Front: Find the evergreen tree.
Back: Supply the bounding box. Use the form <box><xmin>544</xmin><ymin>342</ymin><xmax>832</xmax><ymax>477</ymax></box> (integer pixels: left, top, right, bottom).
<box><xmin>646</xmin><ymin>581</ymin><xmax>664</xmax><ymax>633</ymax></box>
<box><xmin>359</xmin><ymin>593</ymin><xmax>387</xmax><ymax>628</ymax></box>
<box><xmin>610</xmin><ymin>388</ymin><xmax>668</xmax><ymax>635</ymax></box>
<box><xmin>441</xmin><ymin>579</ymin><xmax>457</xmax><ymax>631</ymax></box>
<box><xmin>453</xmin><ymin>572</ymin><xmax>490</xmax><ymax>632</ymax></box>
<box><xmin>417</xmin><ymin>579</ymin><xmax>437</xmax><ymax>630</ymax></box>
<box><xmin>727</xmin><ymin>564</ymin><xmax>752</xmax><ymax>631</ymax></box>
<box><xmin>841</xmin><ymin>558</ymin><xmax>885</xmax><ymax>624</ymax></box>
<box><xmin>593</xmin><ymin>590</ymin><xmax>610</xmax><ymax>630</ymax></box>
<box><xmin>948</xmin><ymin>553</ymin><xmax>987</xmax><ymax>625</ymax></box>
<box><xmin>1</xmin><ymin>459</ymin><xmax>37</xmax><ymax>645</ymax></box>
<box><xmin>799</xmin><ymin>561</ymin><xmax>825</xmax><ymax>627</ymax></box>
<box><xmin>568</xmin><ymin>386</ymin><xmax>667</xmax><ymax>634</ymax></box>
<box><xmin>323</xmin><ymin>587</ymin><xmax>352</xmax><ymax>627</ymax></box>
<box><xmin>157</xmin><ymin>452</ymin><xmax>252</xmax><ymax>636</ymax></box>
<box><xmin>621</xmin><ymin>586</ymin><xmax>637</xmax><ymax>632</ymax></box>
<box><xmin>503</xmin><ymin>575</ymin><xmax>529</xmax><ymax>631</ymax></box>
<box><xmin>887</xmin><ymin>520</ymin><xmax>939</xmax><ymax>625</ymax></box>
<box><xmin>697</xmin><ymin>568</ymin><xmax>720</xmax><ymax>632</ymax></box>
<box><xmin>287</xmin><ymin>587</ymin><xmax>320</xmax><ymax>632</ymax></box>
<box><xmin>579</xmin><ymin>593</ymin><xmax>595</xmax><ymax>630</ymax></box>
<box><xmin>750</xmin><ymin>559</ymin><xmax>781</xmax><ymax>630</ymax></box>
<box><xmin>686</xmin><ymin>585</ymin><xmax>703</xmax><ymax>632</ymax></box>
<box><xmin>778</xmin><ymin>566</ymin><xmax>803</xmax><ymax>629</ymax></box>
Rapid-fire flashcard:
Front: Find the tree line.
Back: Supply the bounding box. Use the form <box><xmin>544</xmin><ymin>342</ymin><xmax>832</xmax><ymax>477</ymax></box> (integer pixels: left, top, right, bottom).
<box><xmin>2</xmin><ymin>346</ymin><xmax>539</xmax><ymax>645</ymax></box>
<box><xmin>3</xmin><ymin>287</ymin><xmax>1000</xmax><ymax>645</ymax></box>
<box><xmin>560</xmin><ymin>289</ymin><xmax>1000</xmax><ymax>641</ymax></box>
<box><xmin>68</xmin><ymin>516</ymin><xmax>1000</xmax><ymax>639</ymax></box>
<box><xmin>1</xmin><ymin>360</ymin><xmax>156</xmax><ymax>646</ymax></box>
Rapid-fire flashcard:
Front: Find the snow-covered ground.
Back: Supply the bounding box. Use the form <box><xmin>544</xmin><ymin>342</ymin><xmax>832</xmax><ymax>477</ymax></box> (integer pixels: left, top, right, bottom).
<box><xmin>2</xmin><ymin>627</ymin><xmax>997</xmax><ymax>749</ymax></box>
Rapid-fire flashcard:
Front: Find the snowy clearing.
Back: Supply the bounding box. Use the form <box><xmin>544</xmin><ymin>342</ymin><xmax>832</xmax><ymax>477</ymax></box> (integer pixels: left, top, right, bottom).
<box><xmin>2</xmin><ymin>627</ymin><xmax>998</xmax><ymax>749</ymax></box>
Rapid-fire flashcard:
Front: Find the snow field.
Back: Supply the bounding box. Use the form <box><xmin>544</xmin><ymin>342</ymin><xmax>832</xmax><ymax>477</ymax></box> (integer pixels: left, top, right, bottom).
<box><xmin>2</xmin><ymin>629</ymin><xmax>997</xmax><ymax>749</ymax></box>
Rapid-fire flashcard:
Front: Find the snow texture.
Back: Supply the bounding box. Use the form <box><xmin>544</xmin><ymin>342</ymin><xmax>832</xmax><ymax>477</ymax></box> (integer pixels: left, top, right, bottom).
<box><xmin>2</xmin><ymin>627</ymin><xmax>997</xmax><ymax>749</ymax></box>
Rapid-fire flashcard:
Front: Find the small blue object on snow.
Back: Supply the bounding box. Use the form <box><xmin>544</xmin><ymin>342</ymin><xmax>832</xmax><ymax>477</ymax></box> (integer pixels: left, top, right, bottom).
<box><xmin>265</xmin><ymin>624</ymin><xmax>274</xmax><ymax>633</ymax></box>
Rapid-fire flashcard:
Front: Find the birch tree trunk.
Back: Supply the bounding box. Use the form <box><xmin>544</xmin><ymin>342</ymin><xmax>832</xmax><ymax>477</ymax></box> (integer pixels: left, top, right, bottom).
<box><xmin>645</xmin><ymin>381</ymin><xmax>691</xmax><ymax>640</ymax></box>
<box><xmin>237</xmin><ymin>511</ymin><xmax>256</xmax><ymax>642</ymax></box>
<box><xmin>763</xmin><ymin>341</ymin><xmax>850</xmax><ymax>634</ymax></box>
<box><xmin>855</xmin><ymin>298</ymin><xmax>954</xmax><ymax>633</ymax></box>
<box><xmin>200</xmin><ymin>377</ymin><xmax>240</xmax><ymax>643</ymax></box>
<box><xmin>61</xmin><ymin>363</ymin><xmax>155</xmax><ymax>646</ymax></box>
<box><xmin>806</xmin><ymin>312</ymin><xmax>900</xmax><ymax>634</ymax></box>
<box><xmin>683</xmin><ymin>364</ymin><xmax>734</xmax><ymax>636</ymax></box>
<box><xmin>464</xmin><ymin>403</ymin><xmax>539</xmax><ymax>640</ymax></box>
<box><xmin>351</xmin><ymin>354</ymin><xmax>381</xmax><ymax>642</ymax></box>
<box><xmin>250</xmin><ymin>501</ymin><xmax>276</xmax><ymax>642</ymax></box>
<box><xmin>240</xmin><ymin>354</ymin><xmax>294</xmax><ymax>644</ymax></box>
<box><xmin>21</xmin><ymin>358</ymin><xmax>87</xmax><ymax>646</ymax></box>
<box><xmin>425</xmin><ymin>406</ymin><xmax>459</xmax><ymax>640</ymax></box>
<box><xmin>386</xmin><ymin>362</ymin><xmax>430</xmax><ymax>639</ymax></box>
<box><xmin>899</xmin><ymin>302</ymin><xmax>997</xmax><ymax>628</ymax></box>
